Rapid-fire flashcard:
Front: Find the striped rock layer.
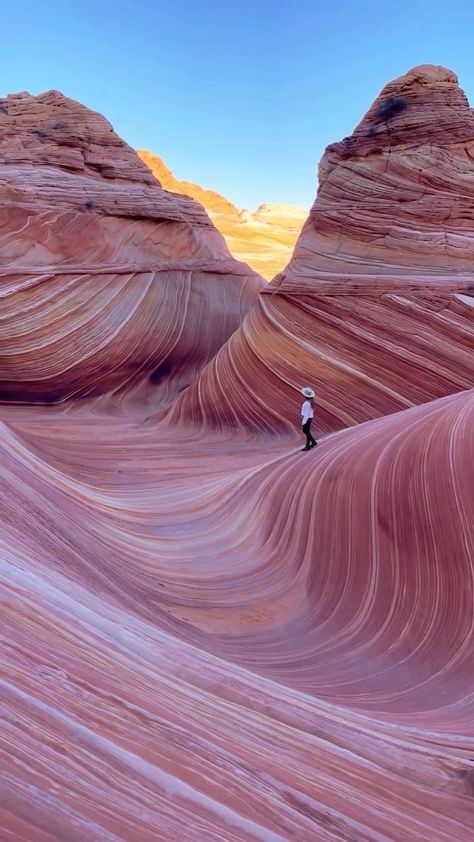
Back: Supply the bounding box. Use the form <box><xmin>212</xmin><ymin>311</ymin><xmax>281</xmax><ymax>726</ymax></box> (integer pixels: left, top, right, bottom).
<box><xmin>171</xmin><ymin>65</ymin><xmax>474</xmax><ymax>434</ymax></box>
<box><xmin>2</xmin><ymin>389</ymin><xmax>474</xmax><ymax>841</ymax></box>
<box><xmin>0</xmin><ymin>90</ymin><xmax>263</xmax><ymax>405</ymax></box>
<box><xmin>1</xmin><ymin>67</ymin><xmax>474</xmax><ymax>841</ymax></box>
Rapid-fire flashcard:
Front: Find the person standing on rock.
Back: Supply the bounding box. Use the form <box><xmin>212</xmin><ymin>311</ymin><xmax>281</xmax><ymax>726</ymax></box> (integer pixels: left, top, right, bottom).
<box><xmin>300</xmin><ymin>387</ymin><xmax>317</xmax><ymax>451</ymax></box>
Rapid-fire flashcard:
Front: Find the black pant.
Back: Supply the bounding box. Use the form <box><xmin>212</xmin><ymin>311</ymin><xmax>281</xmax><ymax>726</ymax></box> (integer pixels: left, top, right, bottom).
<box><xmin>302</xmin><ymin>420</ymin><xmax>316</xmax><ymax>448</ymax></box>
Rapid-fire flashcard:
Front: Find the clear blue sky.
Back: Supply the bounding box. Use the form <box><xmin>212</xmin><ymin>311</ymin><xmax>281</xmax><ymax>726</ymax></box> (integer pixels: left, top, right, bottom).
<box><xmin>2</xmin><ymin>0</ymin><xmax>473</xmax><ymax>209</ymax></box>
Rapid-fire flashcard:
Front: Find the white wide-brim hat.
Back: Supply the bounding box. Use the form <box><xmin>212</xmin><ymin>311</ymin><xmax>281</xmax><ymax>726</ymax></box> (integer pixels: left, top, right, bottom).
<box><xmin>301</xmin><ymin>387</ymin><xmax>315</xmax><ymax>398</ymax></box>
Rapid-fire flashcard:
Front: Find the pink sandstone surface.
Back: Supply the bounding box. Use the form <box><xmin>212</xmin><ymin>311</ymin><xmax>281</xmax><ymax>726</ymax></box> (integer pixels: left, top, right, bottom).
<box><xmin>0</xmin><ymin>90</ymin><xmax>263</xmax><ymax>405</ymax></box>
<box><xmin>138</xmin><ymin>149</ymin><xmax>307</xmax><ymax>280</ymax></box>
<box><xmin>1</xmin><ymin>66</ymin><xmax>474</xmax><ymax>841</ymax></box>
<box><xmin>172</xmin><ymin>64</ymin><xmax>474</xmax><ymax>434</ymax></box>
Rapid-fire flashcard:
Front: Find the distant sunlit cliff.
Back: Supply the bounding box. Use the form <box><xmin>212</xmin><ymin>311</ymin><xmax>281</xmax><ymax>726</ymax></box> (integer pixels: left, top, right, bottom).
<box><xmin>138</xmin><ymin>149</ymin><xmax>306</xmax><ymax>279</ymax></box>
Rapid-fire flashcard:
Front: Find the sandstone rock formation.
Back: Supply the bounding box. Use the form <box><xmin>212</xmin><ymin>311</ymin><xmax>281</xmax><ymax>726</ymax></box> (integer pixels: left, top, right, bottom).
<box><xmin>0</xmin><ymin>91</ymin><xmax>263</xmax><ymax>405</ymax></box>
<box><xmin>172</xmin><ymin>65</ymin><xmax>474</xmax><ymax>434</ymax></box>
<box><xmin>1</xmin><ymin>67</ymin><xmax>474</xmax><ymax>841</ymax></box>
<box><xmin>138</xmin><ymin>149</ymin><xmax>240</xmax><ymax>215</ymax></box>
<box><xmin>2</xmin><ymin>387</ymin><xmax>473</xmax><ymax>840</ymax></box>
<box><xmin>138</xmin><ymin>149</ymin><xmax>307</xmax><ymax>279</ymax></box>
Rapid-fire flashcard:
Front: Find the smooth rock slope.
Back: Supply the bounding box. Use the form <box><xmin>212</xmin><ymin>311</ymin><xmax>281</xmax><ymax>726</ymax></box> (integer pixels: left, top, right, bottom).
<box><xmin>2</xmin><ymin>388</ymin><xmax>473</xmax><ymax>840</ymax></box>
<box><xmin>138</xmin><ymin>149</ymin><xmax>307</xmax><ymax>279</ymax></box>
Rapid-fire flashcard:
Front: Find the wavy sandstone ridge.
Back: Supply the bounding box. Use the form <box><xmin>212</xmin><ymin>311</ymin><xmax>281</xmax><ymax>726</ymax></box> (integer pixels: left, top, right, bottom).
<box><xmin>172</xmin><ymin>65</ymin><xmax>474</xmax><ymax>434</ymax></box>
<box><xmin>0</xmin><ymin>91</ymin><xmax>263</xmax><ymax>404</ymax></box>
<box><xmin>2</xmin><ymin>389</ymin><xmax>474</xmax><ymax>840</ymax></box>
<box><xmin>1</xmin><ymin>67</ymin><xmax>474</xmax><ymax>841</ymax></box>
<box><xmin>138</xmin><ymin>149</ymin><xmax>307</xmax><ymax>279</ymax></box>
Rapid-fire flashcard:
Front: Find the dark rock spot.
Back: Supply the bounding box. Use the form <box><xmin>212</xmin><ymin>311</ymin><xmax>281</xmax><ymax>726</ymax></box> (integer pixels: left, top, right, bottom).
<box><xmin>149</xmin><ymin>361</ymin><xmax>172</xmax><ymax>384</ymax></box>
<box><xmin>376</xmin><ymin>95</ymin><xmax>407</xmax><ymax>122</ymax></box>
<box><xmin>457</xmin><ymin>766</ymin><xmax>474</xmax><ymax>796</ymax></box>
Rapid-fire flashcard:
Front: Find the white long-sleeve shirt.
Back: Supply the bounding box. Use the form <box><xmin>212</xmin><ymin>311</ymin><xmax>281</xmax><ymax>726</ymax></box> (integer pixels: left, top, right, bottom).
<box><xmin>301</xmin><ymin>400</ymin><xmax>314</xmax><ymax>425</ymax></box>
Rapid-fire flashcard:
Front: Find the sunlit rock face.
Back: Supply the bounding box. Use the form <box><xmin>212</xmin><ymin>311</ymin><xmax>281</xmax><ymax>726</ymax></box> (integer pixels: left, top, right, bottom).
<box><xmin>138</xmin><ymin>149</ymin><xmax>307</xmax><ymax>280</ymax></box>
<box><xmin>0</xmin><ymin>91</ymin><xmax>263</xmax><ymax>405</ymax></box>
<box><xmin>171</xmin><ymin>65</ymin><xmax>474</xmax><ymax>434</ymax></box>
<box><xmin>286</xmin><ymin>64</ymin><xmax>474</xmax><ymax>278</ymax></box>
<box><xmin>1</xmin><ymin>68</ymin><xmax>474</xmax><ymax>842</ymax></box>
